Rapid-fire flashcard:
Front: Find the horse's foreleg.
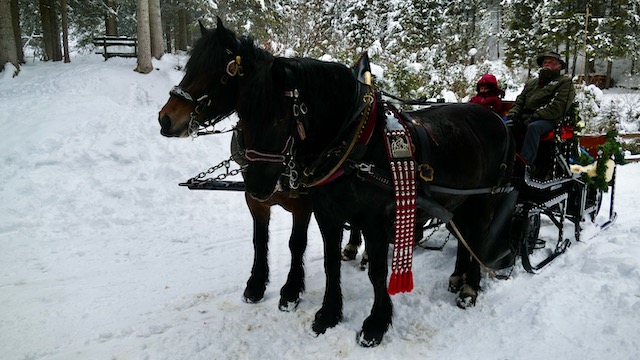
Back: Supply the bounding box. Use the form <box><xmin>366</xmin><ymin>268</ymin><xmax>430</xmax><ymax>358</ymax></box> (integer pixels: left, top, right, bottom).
<box><xmin>357</xmin><ymin>227</ymin><xmax>392</xmax><ymax>347</ymax></box>
<box><xmin>342</xmin><ymin>225</ymin><xmax>362</xmax><ymax>261</ymax></box>
<box><xmin>243</xmin><ymin>194</ymin><xmax>270</xmax><ymax>303</ymax></box>
<box><xmin>279</xmin><ymin>201</ymin><xmax>313</xmax><ymax>311</ymax></box>
<box><xmin>311</xmin><ymin>210</ymin><xmax>343</xmax><ymax>335</ymax></box>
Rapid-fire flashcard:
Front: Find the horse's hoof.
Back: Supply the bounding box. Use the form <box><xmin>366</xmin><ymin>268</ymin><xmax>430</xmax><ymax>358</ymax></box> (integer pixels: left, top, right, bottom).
<box><xmin>456</xmin><ymin>284</ymin><xmax>477</xmax><ymax>309</ymax></box>
<box><xmin>312</xmin><ymin>310</ymin><xmax>341</xmax><ymax>335</ymax></box>
<box><xmin>448</xmin><ymin>282</ymin><xmax>461</xmax><ymax>293</ymax></box>
<box><xmin>242</xmin><ymin>295</ymin><xmax>263</xmax><ymax>304</ymax></box>
<box><xmin>356</xmin><ymin>330</ymin><xmax>382</xmax><ymax>347</ymax></box>
<box><xmin>342</xmin><ymin>248</ymin><xmax>357</xmax><ymax>261</ymax></box>
<box><xmin>456</xmin><ymin>295</ymin><xmax>476</xmax><ymax>309</ymax></box>
<box><xmin>278</xmin><ymin>298</ymin><xmax>300</xmax><ymax>312</ymax></box>
<box><xmin>242</xmin><ymin>288</ymin><xmax>265</xmax><ymax>304</ymax></box>
<box><xmin>358</xmin><ymin>262</ymin><xmax>368</xmax><ymax>271</ymax></box>
<box><xmin>448</xmin><ymin>274</ymin><xmax>464</xmax><ymax>293</ymax></box>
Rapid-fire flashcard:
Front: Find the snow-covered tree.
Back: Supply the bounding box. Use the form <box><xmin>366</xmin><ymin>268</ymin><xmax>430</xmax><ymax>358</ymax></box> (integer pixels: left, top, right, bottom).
<box><xmin>503</xmin><ymin>0</ymin><xmax>544</xmax><ymax>71</ymax></box>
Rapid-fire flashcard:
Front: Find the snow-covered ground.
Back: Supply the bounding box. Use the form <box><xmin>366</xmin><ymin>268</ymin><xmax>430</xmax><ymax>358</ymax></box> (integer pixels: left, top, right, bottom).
<box><xmin>1</xmin><ymin>55</ymin><xmax>639</xmax><ymax>360</ymax></box>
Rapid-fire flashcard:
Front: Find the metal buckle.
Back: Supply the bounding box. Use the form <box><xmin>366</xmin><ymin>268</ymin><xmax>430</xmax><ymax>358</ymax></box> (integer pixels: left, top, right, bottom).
<box><xmin>419</xmin><ymin>163</ymin><xmax>434</xmax><ymax>181</ymax></box>
<box><xmin>357</xmin><ymin>163</ymin><xmax>374</xmax><ymax>174</ymax></box>
<box><xmin>226</xmin><ymin>59</ymin><xmax>238</xmax><ymax>76</ymax></box>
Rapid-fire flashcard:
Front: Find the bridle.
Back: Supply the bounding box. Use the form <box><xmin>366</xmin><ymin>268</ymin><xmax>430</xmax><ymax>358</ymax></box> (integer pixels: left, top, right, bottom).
<box><xmin>169</xmin><ymin>49</ymin><xmax>245</xmax><ymax>138</ymax></box>
<box><xmin>170</xmin><ymin>44</ymin><xmax>305</xmax><ymax>191</ymax></box>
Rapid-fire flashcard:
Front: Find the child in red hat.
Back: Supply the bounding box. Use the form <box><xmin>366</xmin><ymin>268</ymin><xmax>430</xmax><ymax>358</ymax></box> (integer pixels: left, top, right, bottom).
<box><xmin>469</xmin><ymin>73</ymin><xmax>504</xmax><ymax>114</ymax></box>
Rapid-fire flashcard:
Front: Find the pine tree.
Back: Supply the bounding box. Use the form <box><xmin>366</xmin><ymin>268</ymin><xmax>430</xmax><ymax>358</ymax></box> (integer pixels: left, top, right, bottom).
<box><xmin>503</xmin><ymin>0</ymin><xmax>544</xmax><ymax>71</ymax></box>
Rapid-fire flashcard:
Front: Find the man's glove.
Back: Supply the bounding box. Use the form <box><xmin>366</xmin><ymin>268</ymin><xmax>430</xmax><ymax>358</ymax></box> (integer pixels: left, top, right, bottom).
<box><xmin>505</xmin><ymin>114</ymin><xmax>519</xmax><ymax>124</ymax></box>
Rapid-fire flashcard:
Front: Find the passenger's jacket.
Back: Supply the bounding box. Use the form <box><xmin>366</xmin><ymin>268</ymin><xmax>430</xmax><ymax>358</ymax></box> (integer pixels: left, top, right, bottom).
<box><xmin>469</xmin><ymin>93</ymin><xmax>503</xmax><ymax>114</ymax></box>
<box><xmin>507</xmin><ymin>73</ymin><xmax>575</xmax><ymax>123</ymax></box>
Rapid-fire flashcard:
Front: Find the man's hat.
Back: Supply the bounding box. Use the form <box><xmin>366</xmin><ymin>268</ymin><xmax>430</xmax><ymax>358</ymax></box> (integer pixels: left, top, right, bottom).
<box><xmin>536</xmin><ymin>51</ymin><xmax>566</xmax><ymax>70</ymax></box>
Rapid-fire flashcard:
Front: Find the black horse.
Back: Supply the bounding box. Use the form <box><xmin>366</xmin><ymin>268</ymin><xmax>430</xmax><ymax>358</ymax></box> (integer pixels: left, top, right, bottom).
<box><xmin>159</xmin><ymin>18</ymin><xmax>516</xmax><ymax>347</ymax></box>
<box><xmin>158</xmin><ymin>21</ymin><xmax>366</xmax><ymax>311</ymax></box>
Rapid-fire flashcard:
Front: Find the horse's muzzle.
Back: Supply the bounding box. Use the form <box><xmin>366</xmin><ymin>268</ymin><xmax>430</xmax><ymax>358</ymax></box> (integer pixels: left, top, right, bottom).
<box><xmin>159</xmin><ymin>114</ymin><xmax>182</xmax><ymax>137</ymax></box>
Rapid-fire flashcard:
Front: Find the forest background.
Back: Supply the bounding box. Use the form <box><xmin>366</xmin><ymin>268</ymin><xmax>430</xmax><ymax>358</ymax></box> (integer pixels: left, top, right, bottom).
<box><xmin>1</xmin><ymin>0</ymin><xmax>639</xmax><ymax>135</ymax></box>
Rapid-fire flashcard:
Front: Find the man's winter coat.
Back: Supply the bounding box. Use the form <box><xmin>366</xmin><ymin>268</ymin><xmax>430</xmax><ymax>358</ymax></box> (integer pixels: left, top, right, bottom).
<box><xmin>507</xmin><ymin>71</ymin><xmax>575</xmax><ymax>124</ymax></box>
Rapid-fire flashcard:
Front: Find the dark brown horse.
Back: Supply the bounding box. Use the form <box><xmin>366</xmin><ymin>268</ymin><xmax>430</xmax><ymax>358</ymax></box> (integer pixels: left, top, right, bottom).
<box><xmin>159</xmin><ymin>18</ymin><xmax>516</xmax><ymax>347</ymax></box>
<box><xmin>157</xmin><ymin>24</ymin><xmax>364</xmax><ymax>311</ymax></box>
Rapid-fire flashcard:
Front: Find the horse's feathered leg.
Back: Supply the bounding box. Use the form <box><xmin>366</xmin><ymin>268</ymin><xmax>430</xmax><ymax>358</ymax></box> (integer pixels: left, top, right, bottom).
<box><xmin>358</xmin><ymin>225</ymin><xmax>393</xmax><ymax>347</ymax></box>
<box><xmin>243</xmin><ymin>193</ymin><xmax>270</xmax><ymax>303</ymax></box>
<box><xmin>279</xmin><ymin>199</ymin><xmax>313</xmax><ymax>311</ymax></box>
<box><xmin>311</xmin><ymin>206</ymin><xmax>343</xmax><ymax>335</ymax></box>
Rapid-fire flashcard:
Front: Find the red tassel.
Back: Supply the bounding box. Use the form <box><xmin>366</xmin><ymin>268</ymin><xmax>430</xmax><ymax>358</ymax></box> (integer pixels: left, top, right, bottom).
<box><xmin>388</xmin><ymin>270</ymin><xmax>414</xmax><ymax>295</ymax></box>
<box><xmin>388</xmin><ymin>272</ymin><xmax>399</xmax><ymax>295</ymax></box>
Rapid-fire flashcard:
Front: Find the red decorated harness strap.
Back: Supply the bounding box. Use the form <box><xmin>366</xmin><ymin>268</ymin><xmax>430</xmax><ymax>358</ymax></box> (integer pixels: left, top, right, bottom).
<box><xmin>383</xmin><ymin>109</ymin><xmax>417</xmax><ymax>295</ymax></box>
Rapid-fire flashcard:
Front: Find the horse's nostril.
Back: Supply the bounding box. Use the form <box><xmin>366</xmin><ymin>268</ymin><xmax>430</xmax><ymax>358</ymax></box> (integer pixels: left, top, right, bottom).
<box><xmin>160</xmin><ymin>114</ymin><xmax>171</xmax><ymax>130</ymax></box>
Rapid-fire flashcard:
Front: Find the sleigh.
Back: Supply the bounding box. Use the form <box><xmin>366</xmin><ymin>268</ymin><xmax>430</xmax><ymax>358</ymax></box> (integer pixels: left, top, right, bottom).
<box><xmin>502</xmin><ymin>100</ymin><xmax>619</xmax><ymax>273</ymax></box>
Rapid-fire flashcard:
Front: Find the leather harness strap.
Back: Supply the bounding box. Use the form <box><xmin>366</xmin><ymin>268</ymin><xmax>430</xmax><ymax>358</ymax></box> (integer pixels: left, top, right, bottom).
<box><xmin>301</xmin><ymin>83</ymin><xmax>376</xmax><ymax>187</ymax></box>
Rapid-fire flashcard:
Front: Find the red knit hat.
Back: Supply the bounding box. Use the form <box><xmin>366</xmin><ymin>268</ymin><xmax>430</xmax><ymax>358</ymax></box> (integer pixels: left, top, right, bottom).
<box><xmin>476</xmin><ymin>74</ymin><xmax>504</xmax><ymax>96</ymax></box>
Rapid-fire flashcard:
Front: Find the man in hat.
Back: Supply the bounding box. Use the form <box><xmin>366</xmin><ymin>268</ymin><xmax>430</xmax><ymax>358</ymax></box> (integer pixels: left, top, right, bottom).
<box><xmin>507</xmin><ymin>51</ymin><xmax>576</xmax><ymax>171</ymax></box>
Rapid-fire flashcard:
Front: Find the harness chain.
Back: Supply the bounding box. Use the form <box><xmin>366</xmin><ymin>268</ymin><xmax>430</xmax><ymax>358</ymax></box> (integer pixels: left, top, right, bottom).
<box><xmin>184</xmin><ymin>155</ymin><xmax>244</xmax><ymax>185</ymax></box>
<box><xmin>384</xmin><ymin>112</ymin><xmax>417</xmax><ymax>295</ymax></box>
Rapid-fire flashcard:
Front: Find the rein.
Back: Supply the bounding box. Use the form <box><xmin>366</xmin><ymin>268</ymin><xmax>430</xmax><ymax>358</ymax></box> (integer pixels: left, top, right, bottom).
<box><xmin>244</xmin><ymin>136</ymin><xmax>294</xmax><ymax>164</ymax></box>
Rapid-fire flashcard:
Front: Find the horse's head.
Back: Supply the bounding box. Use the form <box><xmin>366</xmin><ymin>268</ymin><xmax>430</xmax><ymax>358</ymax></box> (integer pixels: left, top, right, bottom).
<box><xmin>158</xmin><ymin>17</ymin><xmax>243</xmax><ymax>137</ymax></box>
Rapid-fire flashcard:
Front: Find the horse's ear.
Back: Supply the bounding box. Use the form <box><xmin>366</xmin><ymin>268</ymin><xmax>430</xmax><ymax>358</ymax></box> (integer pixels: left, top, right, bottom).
<box><xmin>198</xmin><ymin>20</ymin><xmax>207</xmax><ymax>35</ymax></box>
<box><xmin>216</xmin><ymin>16</ymin><xmax>225</xmax><ymax>31</ymax></box>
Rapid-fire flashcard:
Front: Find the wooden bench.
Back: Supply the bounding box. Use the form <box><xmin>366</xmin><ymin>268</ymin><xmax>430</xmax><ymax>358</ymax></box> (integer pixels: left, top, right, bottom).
<box><xmin>92</xmin><ymin>36</ymin><xmax>137</xmax><ymax>60</ymax></box>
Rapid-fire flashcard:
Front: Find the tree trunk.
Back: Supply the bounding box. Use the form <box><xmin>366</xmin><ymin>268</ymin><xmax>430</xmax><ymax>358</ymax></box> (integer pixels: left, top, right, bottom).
<box><xmin>61</xmin><ymin>0</ymin><xmax>70</xmax><ymax>63</ymax></box>
<box><xmin>135</xmin><ymin>0</ymin><xmax>153</xmax><ymax>74</ymax></box>
<box><xmin>39</xmin><ymin>0</ymin><xmax>62</xmax><ymax>61</ymax></box>
<box><xmin>571</xmin><ymin>46</ymin><xmax>578</xmax><ymax>78</ymax></box>
<box><xmin>605</xmin><ymin>59</ymin><xmax>613</xmax><ymax>89</ymax></box>
<box><xmin>106</xmin><ymin>0</ymin><xmax>118</xmax><ymax>36</ymax></box>
<box><xmin>185</xmin><ymin>10</ymin><xmax>192</xmax><ymax>47</ymax></box>
<box><xmin>10</xmin><ymin>0</ymin><xmax>22</xmax><ymax>63</ymax></box>
<box><xmin>148</xmin><ymin>0</ymin><xmax>163</xmax><ymax>59</ymax></box>
<box><xmin>176</xmin><ymin>8</ymin><xmax>188</xmax><ymax>51</ymax></box>
<box><xmin>0</xmin><ymin>0</ymin><xmax>20</xmax><ymax>73</ymax></box>
<box><xmin>164</xmin><ymin>21</ymin><xmax>172</xmax><ymax>53</ymax></box>
<box><xmin>51</xmin><ymin>3</ymin><xmax>62</xmax><ymax>60</ymax></box>
<box><xmin>39</xmin><ymin>0</ymin><xmax>53</xmax><ymax>61</ymax></box>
